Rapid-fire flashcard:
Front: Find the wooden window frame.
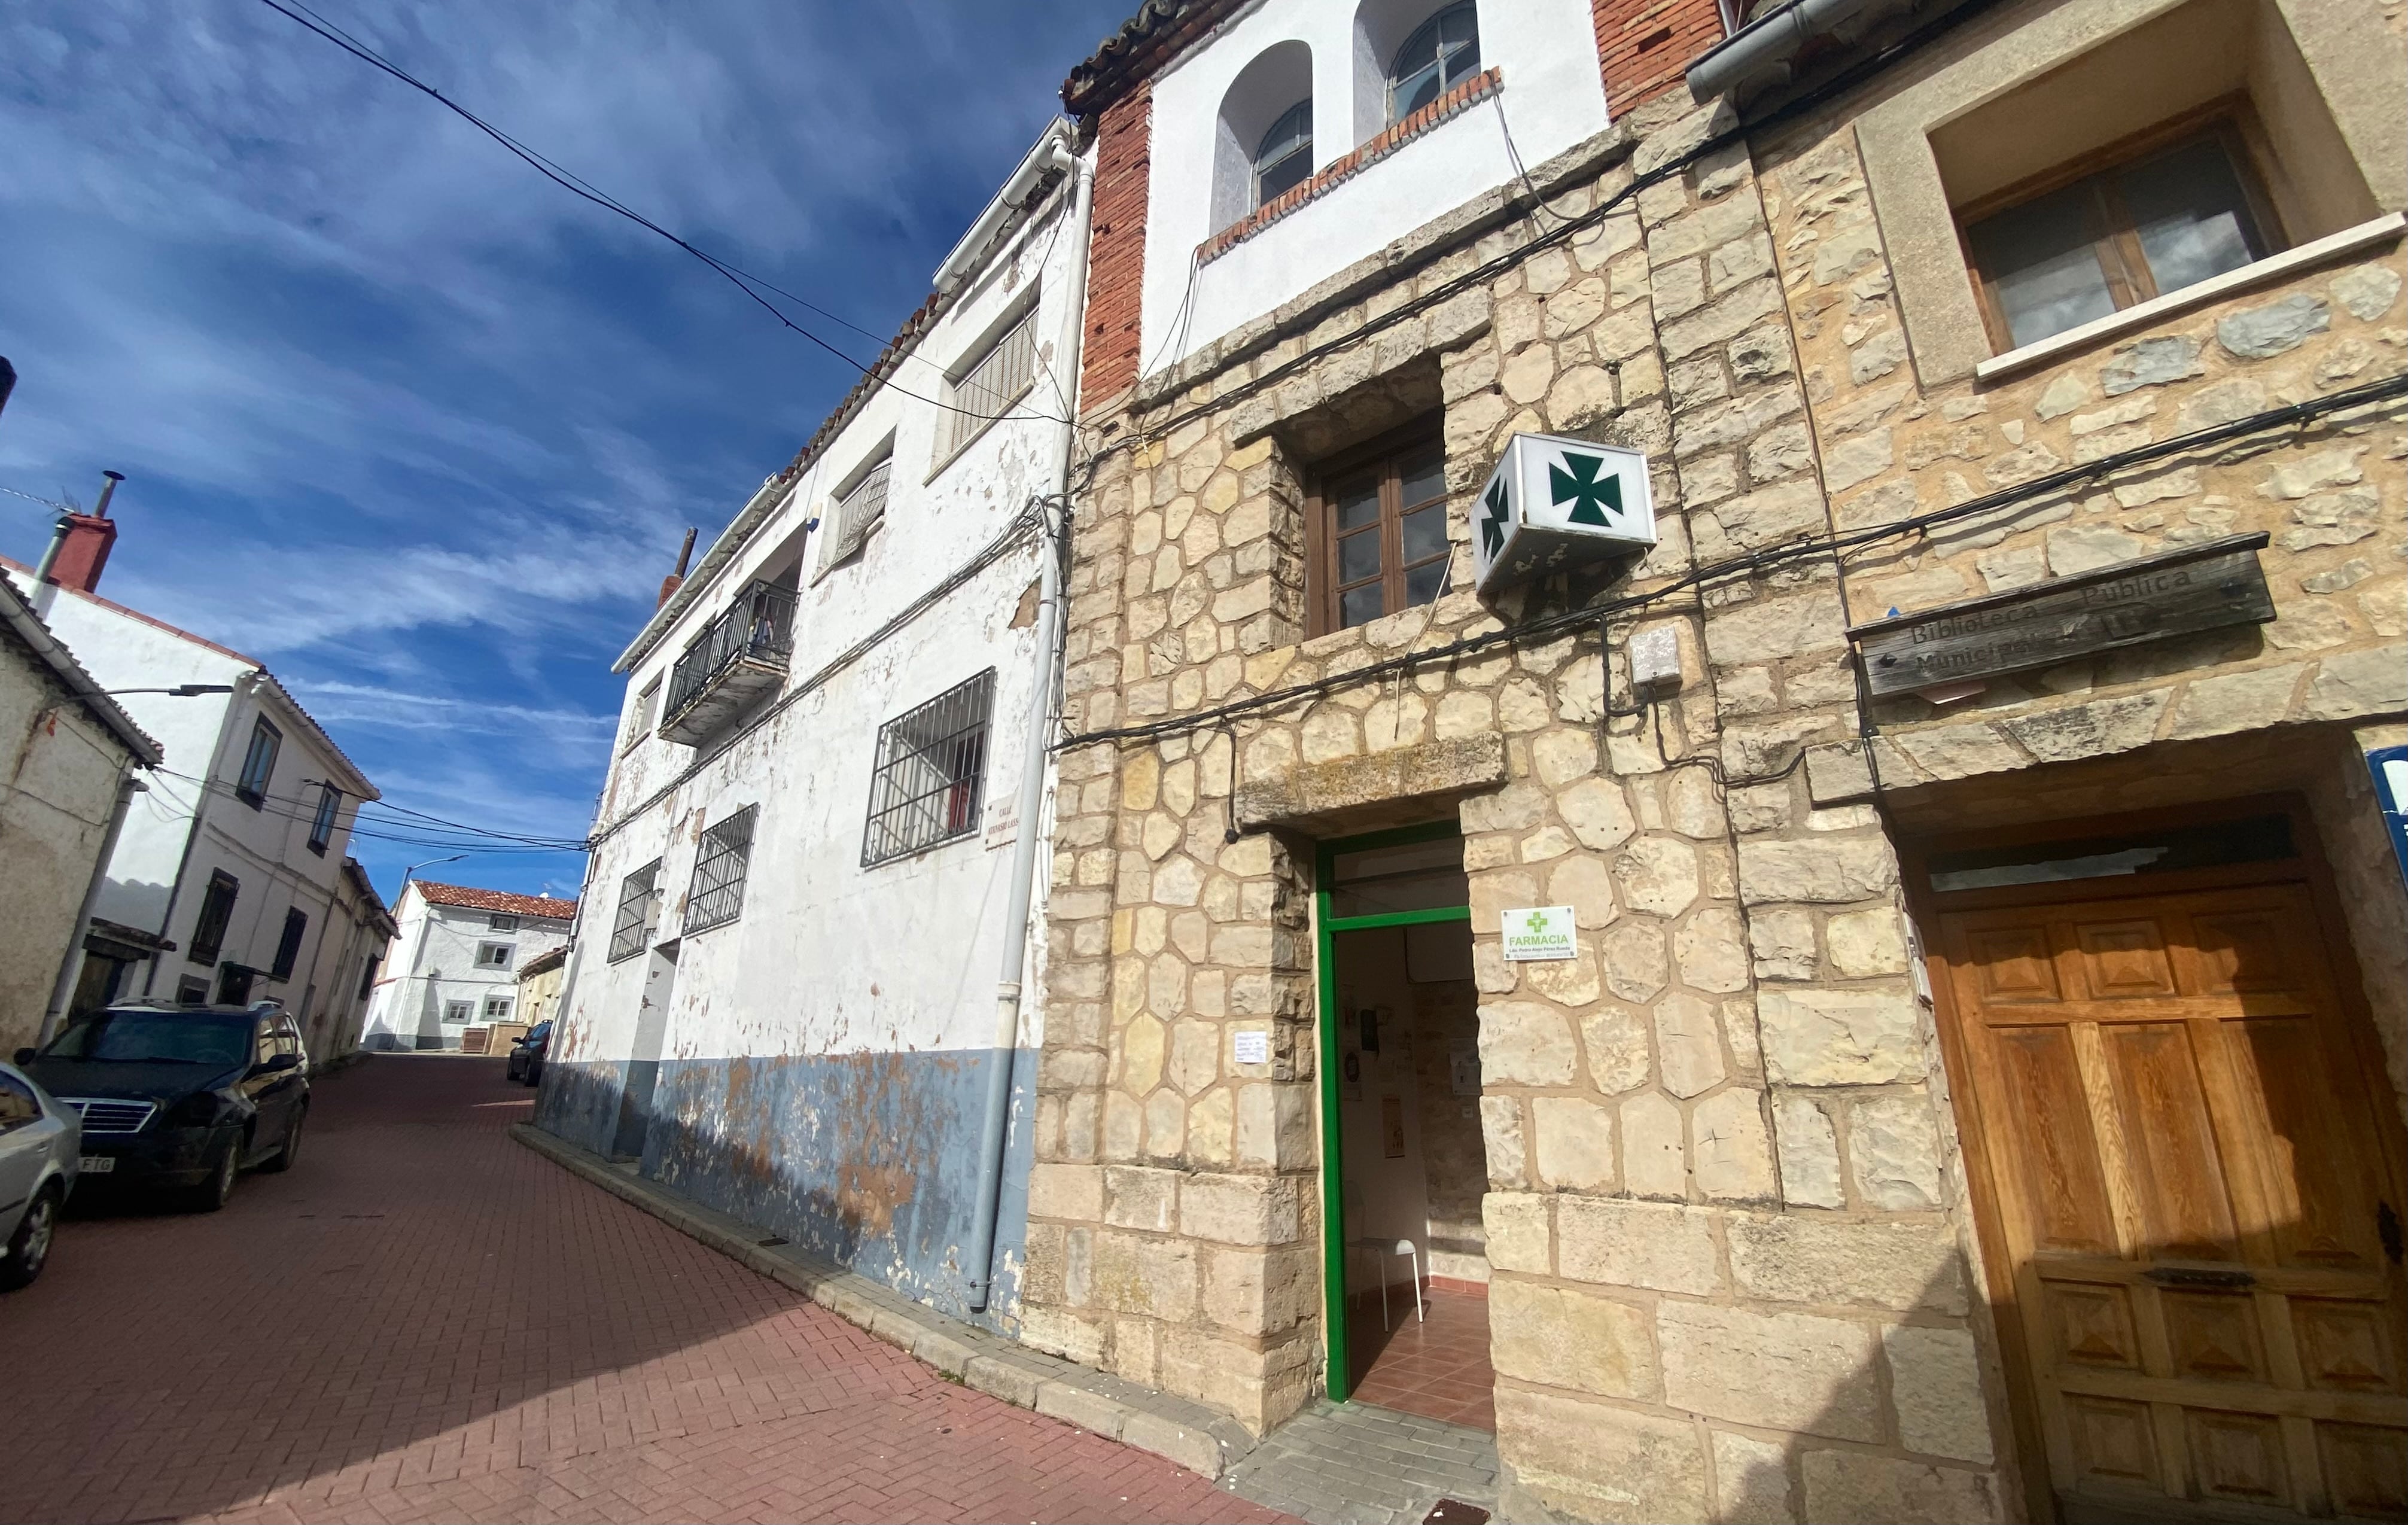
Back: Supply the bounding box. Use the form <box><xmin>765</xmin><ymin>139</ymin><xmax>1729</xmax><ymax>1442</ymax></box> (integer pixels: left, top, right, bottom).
<box><xmin>1306</xmin><ymin>416</ymin><xmax>1450</xmax><ymax>638</ymax></box>
<box><xmin>1956</xmin><ymin>98</ymin><xmax>2288</xmax><ymax>356</ymax></box>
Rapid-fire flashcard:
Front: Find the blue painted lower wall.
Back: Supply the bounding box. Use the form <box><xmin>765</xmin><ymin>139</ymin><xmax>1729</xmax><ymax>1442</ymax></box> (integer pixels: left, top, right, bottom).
<box><xmin>535</xmin><ymin>1048</ymin><xmax>1034</xmax><ymax>1333</ymax></box>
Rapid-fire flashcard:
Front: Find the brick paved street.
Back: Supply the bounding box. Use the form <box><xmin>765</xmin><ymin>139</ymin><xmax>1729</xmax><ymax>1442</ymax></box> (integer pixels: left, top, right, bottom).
<box><xmin>0</xmin><ymin>1055</ymin><xmax>1292</xmax><ymax>1525</ymax></box>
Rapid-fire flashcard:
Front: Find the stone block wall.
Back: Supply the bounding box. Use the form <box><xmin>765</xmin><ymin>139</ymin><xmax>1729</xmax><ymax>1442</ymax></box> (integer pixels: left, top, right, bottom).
<box><xmin>1752</xmin><ymin>118</ymin><xmax>2406</xmax><ymax>805</ymax></box>
<box><xmin>1024</xmin><ymin>96</ymin><xmax>2023</xmax><ymax>1519</ymax></box>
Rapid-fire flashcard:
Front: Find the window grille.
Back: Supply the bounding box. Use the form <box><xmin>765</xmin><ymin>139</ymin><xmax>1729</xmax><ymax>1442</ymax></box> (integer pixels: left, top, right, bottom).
<box><xmin>685</xmin><ymin>808</ymin><xmax>758</xmax><ymax>933</ymax></box>
<box><xmin>190</xmin><ymin>871</ymin><xmax>240</xmax><ymax>965</ymax></box>
<box><xmin>609</xmin><ymin>860</ymin><xmax>663</xmax><ymax>961</ymax></box>
<box><xmin>942</xmin><ymin>309</ymin><xmax>1038</xmax><ymax>459</ymax></box>
<box><xmin>816</xmin><ymin>457</ymin><xmax>893</xmax><ymax>577</ymax></box>
<box><xmin>862</xmin><ymin>670</ymin><xmax>996</xmax><ymax>867</ymax></box>
<box><xmin>271</xmin><ymin>908</ymin><xmax>309</xmax><ymax>980</ymax></box>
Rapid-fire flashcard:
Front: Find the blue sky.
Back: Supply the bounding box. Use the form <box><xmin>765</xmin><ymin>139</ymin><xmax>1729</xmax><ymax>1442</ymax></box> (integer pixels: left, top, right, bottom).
<box><xmin>0</xmin><ymin>0</ymin><xmax>1129</xmax><ymax>904</ymax></box>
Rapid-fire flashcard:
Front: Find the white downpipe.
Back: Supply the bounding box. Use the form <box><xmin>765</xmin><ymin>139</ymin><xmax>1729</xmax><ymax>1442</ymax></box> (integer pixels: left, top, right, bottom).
<box><xmin>966</xmin><ymin>141</ymin><xmax>1089</xmax><ymax>1312</ymax></box>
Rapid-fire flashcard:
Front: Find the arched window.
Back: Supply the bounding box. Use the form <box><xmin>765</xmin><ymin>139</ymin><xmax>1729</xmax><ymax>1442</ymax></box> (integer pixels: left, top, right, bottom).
<box><xmin>1255</xmin><ymin>100</ymin><xmax>1314</xmax><ymax>208</ymax></box>
<box><xmin>1386</xmin><ymin>2</ymin><xmax>1479</xmax><ymax>123</ymax></box>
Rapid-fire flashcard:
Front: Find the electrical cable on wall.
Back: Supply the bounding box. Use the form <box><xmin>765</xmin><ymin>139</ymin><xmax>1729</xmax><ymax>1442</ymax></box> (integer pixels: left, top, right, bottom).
<box><xmin>1054</xmin><ymin>373</ymin><xmax>2408</xmax><ymax>752</ymax></box>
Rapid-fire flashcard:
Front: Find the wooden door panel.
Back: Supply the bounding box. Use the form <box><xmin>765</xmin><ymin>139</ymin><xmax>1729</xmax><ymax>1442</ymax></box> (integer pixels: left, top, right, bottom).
<box><xmin>2102</xmin><ymin>1022</ymin><xmax>2243</xmax><ymax>1262</ymax></box>
<box><xmin>2187</xmin><ymin>1408</ymin><xmax>2295</xmax><ymax>1508</ymax></box>
<box><xmin>2074</xmin><ymin>920</ymin><xmax>2179</xmax><ymax>999</ymax></box>
<box><xmin>1989</xmin><ymin>1025</ymin><xmax>2123</xmax><ymax>1256</ymax></box>
<box><xmin>2294</xmin><ymin>1299</ymin><xmax>2406</xmax><ymax>1396</ymax></box>
<box><xmin>2234</xmin><ymin>1016</ymin><xmax>2386</xmax><ymax>1272</ymax></box>
<box><xmin>2167</xmin><ymin>1291</ymin><xmax>2272</xmax><ymax>1384</ymax></box>
<box><xmin>2317</xmin><ymin>1422</ymin><xmax>2408</xmax><ymax>1520</ymax></box>
<box><xmin>1940</xmin><ymin>878</ymin><xmax>2408</xmax><ymax>1523</ymax></box>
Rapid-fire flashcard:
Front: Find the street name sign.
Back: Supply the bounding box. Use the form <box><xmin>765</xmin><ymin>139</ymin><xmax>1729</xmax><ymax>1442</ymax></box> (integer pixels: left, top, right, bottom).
<box><xmin>1472</xmin><ymin>433</ymin><xmax>1656</xmax><ymax>597</ymax></box>
<box><xmin>1849</xmin><ymin>532</ymin><xmax>2275</xmax><ymax>698</ymax></box>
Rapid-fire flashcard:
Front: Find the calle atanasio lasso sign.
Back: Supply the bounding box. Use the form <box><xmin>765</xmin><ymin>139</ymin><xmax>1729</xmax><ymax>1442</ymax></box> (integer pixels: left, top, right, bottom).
<box><xmin>1472</xmin><ymin>433</ymin><xmax>1657</xmax><ymax>597</ymax></box>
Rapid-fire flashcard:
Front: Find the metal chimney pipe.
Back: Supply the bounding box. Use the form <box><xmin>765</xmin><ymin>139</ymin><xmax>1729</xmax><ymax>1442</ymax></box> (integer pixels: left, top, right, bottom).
<box><xmin>0</xmin><ymin>357</ymin><xmax>17</xmax><ymax>426</ymax></box>
<box><xmin>31</xmin><ymin>513</ymin><xmax>71</xmax><ymax>584</ymax></box>
<box><xmin>656</xmin><ymin>526</ymin><xmax>698</xmax><ymax>610</ymax></box>
<box><xmin>93</xmin><ymin>469</ymin><xmax>124</xmax><ymax>518</ymax></box>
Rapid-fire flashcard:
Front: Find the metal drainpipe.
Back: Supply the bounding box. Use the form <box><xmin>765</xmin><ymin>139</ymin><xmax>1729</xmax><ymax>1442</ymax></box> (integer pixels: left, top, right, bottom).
<box><xmin>967</xmin><ymin>144</ymin><xmax>1090</xmax><ymax>1313</ymax></box>
<box><xmin>38</xmin><ymin>769</ymin><xmax>145</xmax><ymax>1045</ymax></box>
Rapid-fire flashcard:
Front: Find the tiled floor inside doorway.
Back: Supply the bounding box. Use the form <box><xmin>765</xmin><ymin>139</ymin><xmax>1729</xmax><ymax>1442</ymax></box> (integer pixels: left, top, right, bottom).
<box><xmin>1346</xmin><ymin>1282</ymin><xmax>1494</xmax><ymax>1432</ymax></box>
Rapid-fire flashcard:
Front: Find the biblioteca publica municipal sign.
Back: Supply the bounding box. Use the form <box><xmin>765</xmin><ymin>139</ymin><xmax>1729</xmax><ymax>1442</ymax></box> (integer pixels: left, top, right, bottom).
<box><xmin>1474</xmin><ymin>433</ymin><xmax>1657</xmax><ymax>597</ymax></box>
<box><xmin>1849</xmin><ymin>532</ymin><xmax>2276</xmax><ymax>698</ymax></box>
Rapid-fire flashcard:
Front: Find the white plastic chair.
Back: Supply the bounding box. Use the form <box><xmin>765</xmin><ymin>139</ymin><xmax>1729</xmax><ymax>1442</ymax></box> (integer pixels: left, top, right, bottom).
<box><xmin>1347</xmin><ymin>1235</ymin><xmax>1424</xmax><ymax>1331</ymax></box>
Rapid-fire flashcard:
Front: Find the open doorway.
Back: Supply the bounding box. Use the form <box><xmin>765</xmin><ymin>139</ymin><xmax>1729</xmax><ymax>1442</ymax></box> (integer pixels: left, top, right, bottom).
<box><xmin>1317</xmin><ymin>824</ymin><xmax>1495</xmax><ymax>1432</ymax></box>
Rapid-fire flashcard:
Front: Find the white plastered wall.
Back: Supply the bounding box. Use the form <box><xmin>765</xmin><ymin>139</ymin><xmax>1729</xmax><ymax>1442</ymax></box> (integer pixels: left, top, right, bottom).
<box><xmin>1143</xmin><ymin>0</ymin><xmax>1609</xmax><ymax>371</ymax></box>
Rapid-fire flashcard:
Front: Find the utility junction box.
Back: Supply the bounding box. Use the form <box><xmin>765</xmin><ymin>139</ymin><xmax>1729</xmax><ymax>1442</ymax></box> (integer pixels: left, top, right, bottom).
<box><xmin>1472</xmin><ymin>433</ymin><xmax>1656</xmax><ymax>598</ymax></box>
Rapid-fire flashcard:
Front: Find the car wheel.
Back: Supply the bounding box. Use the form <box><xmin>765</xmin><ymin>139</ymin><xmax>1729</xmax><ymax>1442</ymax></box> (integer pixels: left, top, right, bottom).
<box><xmin>185</xmin><ymin>1136</ymin><xmax>240</xmax><ymax>1213</ymax></box>
<box><xmin>259</xmin><ymin>1108</ymin><xmax>304</xmax><ymax>1174</ymax></box>
<box><xmin>0</xmin><ymin>1184</ymin><xmax>60</xmax><ymax>1290</ymax></box>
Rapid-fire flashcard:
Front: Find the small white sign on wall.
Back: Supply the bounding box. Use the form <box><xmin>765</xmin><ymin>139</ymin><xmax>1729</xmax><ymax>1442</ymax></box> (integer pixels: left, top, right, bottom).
<box><xmin>1232</xmin><ymin>1030</ymin><xmax>1271</xmax><ymax>1066</ymax></box>
<box><xmin>1500</xmin><ymin>905</ymin><xmax>1578</xmax><ymax>962</ymax></box>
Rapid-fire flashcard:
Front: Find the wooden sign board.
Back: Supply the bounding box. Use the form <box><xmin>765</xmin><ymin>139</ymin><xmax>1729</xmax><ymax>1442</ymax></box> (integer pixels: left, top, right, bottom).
<box><xmin>1850</xmin><ymin>532</ymin><xmax>2274</xmax><ymax>698</ymax></box>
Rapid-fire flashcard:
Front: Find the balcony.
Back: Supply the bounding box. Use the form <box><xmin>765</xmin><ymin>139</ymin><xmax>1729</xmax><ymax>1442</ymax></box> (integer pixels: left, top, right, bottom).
<box><xmin>659</xmin><ymin>580</ymin><xmax>797</xmax><ymax>745</ymax></box>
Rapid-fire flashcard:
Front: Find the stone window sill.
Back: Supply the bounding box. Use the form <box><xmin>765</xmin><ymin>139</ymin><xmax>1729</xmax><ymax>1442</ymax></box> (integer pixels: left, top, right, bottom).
<box><xmin>1197</xmin><ymin>68</ymin><xmax>1503</xmax><ymax>269</ymax></box>
<box><xmin>1972</xmin><ymin>212</ymin><xmax>2406</xmax><ymax>383</ymax></box>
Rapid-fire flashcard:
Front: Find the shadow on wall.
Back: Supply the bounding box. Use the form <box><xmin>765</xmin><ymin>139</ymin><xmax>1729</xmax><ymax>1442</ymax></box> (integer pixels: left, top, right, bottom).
<box><xmin>535</xmin><ymin>1048</ymin><xmax>1039</xmax><ymax>1334</ymax></box>
<box><xmin>1493</xmin><ymin>1253</ymin><xmax>2010</xmax><ymax>1524</ymax></box>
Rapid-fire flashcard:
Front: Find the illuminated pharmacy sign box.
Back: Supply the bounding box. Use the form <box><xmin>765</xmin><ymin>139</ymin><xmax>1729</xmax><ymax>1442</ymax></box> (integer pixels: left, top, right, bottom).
<box><xmin>1472</xmin><ymin>433</ymin><xmax>1657</xmax><ymax>598</ymax></box>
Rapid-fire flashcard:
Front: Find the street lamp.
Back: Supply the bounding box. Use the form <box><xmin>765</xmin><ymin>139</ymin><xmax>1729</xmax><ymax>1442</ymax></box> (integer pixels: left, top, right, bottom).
<box><xmin>101</xmin><ymin>684</ymin><xmax>236</xmax><ymax>698</ymax></box>
<box><xmin>400</xmin><ymin>853</ymin><xmax>468</xmax><ymax>891</ymax></box>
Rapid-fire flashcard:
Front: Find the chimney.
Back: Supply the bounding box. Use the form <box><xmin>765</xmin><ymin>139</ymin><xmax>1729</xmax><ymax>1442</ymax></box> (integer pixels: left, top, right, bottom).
<box><xmin>656</xmin><ymin>526</ymin><xmax>698</xmax><ymax>609</ymax></box>
<box><xmin>40</xmin><ymin>471</ymin><xmax>123</xmax><ymax>595</ymax></box>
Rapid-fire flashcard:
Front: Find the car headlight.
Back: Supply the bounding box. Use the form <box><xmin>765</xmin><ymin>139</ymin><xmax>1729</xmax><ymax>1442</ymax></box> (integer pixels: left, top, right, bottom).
<box><xmin>166</xmin><ymin>1092</ymin><xmax>228</xmax><ymax>1128</ymax></box>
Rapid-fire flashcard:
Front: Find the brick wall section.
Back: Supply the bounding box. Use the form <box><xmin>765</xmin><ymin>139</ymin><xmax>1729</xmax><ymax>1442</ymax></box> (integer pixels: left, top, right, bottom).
<box><xmin>1198</xmin><ymin>69</ymin><xmax>1503</xmax><ymax>267</ymax></box>
<box><xmin>1593</xmin><ymin>0</ymin><xmax>1725</xmax><ymax>115</ymax></box>
<box><xmin>1080</xmin><ymin>83</ymin><xmax>1153</xmax><ymax>412</ymax></box>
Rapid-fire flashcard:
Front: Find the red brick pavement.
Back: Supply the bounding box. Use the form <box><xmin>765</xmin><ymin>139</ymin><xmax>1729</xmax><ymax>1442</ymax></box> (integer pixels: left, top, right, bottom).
<box><xmin>0</xmin><ymin>1055</ymin><xmax>1292</xmax><ymax>1525</ymax></box>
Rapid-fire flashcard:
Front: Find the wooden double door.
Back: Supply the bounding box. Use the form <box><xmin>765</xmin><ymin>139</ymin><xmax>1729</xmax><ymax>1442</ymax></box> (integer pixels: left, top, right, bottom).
<box><xmin>1938</xmin><ymin>865</ymin><xmax>2407</xmax><ymax>1522</ymax></box>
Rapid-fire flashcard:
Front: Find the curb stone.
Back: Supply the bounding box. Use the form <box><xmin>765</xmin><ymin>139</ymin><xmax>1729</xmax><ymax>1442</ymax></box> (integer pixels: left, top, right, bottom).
<box><xmin>510</xmin><ymin>1122</ymin><xmax>1255</xmax><ymax>1483</ymax></box>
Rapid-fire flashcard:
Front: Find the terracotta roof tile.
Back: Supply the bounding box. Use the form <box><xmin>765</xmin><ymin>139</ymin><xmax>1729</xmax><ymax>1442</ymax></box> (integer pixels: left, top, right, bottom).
<box><xmin>414</xmin><ymin>881</ymin><xmax>579</xmax><ymax>922</ymax></box>
<box><xmin>1063</xmin><ymin>0</ymin><xmax>1240</xmax><ymax>117</ymax></box>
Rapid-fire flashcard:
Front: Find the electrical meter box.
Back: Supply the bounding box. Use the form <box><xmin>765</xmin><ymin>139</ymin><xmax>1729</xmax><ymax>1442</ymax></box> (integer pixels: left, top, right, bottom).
<box><xmin>1472</xmin><ymin>433</ymin><xmax>1657</xmax><ymax>598</ymax></box>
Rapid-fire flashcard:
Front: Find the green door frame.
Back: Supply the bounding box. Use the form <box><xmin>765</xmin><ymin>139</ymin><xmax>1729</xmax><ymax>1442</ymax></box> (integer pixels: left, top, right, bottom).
<box><xmin>1313</xmin><ymin>819</ymin><xmax>1472</xmax><ymax>1403</ymax></box>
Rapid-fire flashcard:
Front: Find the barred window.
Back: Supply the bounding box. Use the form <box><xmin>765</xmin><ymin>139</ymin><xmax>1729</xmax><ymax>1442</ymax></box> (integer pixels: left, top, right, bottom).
<box><xmin>815</xmin><ymin>456</ymin><xmax>893</xmax><ymax>579</ymax></box>
<box><xmin>863</xmin><ymin>670</ymin><xmax>995</xmax><ymax>867</ymax></box>
<box><xmin>685</xmin><ymin>808</ymin><xmax>757</xmax><ymax>934</ymax></box>
<box><xmin>608</xmin><ymin>860</ymin><xmax>662</xmax><ymax>961</ymax></box>
<box><xmin>941</xmin><ymin>307</ymin><xmax>1037</xmax><ymax>460</ymax></box>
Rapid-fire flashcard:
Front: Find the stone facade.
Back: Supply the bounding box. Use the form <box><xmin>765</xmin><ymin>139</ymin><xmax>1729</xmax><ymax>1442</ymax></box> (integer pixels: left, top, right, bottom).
<box><xmin>1024</xmin><ymin>7</ymin><xmax>2407</xmax><ymax>1522</ymax></box>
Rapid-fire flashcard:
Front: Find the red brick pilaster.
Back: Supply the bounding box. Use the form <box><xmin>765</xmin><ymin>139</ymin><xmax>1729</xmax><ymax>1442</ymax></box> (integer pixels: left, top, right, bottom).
<box><xmin>1078</xmin><ymin>83</ymin><xmax>1152</xmax><ymax>411</ymax></box>
<box><xmin>1593</xmin><ymin>0</ymin><xmax>1726</xmax><ymax>115</ymax></box>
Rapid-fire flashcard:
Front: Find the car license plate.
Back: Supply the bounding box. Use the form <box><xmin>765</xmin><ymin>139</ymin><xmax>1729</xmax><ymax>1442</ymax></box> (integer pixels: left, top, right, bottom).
<box><xmin>78</xmin><ymin>1156</ymin><xmax>115</xmax><ymax>1173</ymax></box>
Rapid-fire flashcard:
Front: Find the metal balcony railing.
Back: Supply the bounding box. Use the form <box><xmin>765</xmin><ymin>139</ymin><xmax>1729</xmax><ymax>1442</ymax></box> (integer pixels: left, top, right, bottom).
<box><xmin>663</xmin><ymin>580</ymin><xmax>797</xmax><ymax>730</ymax></box>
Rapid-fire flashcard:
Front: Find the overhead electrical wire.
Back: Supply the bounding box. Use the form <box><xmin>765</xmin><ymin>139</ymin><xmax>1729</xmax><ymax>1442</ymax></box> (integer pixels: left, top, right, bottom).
<box><xmin>147</xmin><ymin>765</ymin><xmax>590</xmax><ymax>852</ymax></box>
<box><xmin>249</xmin><ymin>0</ymin><xmax>1071</xmax><ymax>431</ymax></box>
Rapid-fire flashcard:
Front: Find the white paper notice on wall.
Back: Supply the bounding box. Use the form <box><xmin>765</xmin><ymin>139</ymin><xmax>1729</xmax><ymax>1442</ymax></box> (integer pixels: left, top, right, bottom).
<box><xmin>1500</xmin><ymin>905</ymin><xmax>1578</xmax><ymax>961</ymax></box>
<box><xmin>1232</xmin><ymin>1030</ymin><xmax>1271</xmax><ymax>1066</ymax></box>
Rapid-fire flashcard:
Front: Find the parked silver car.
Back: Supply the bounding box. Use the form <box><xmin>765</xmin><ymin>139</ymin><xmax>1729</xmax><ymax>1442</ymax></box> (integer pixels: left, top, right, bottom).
<box><xmin>0</xmin><ymin>1059</ymin><xmax>78</xmax><ymax>1290</ymax></box>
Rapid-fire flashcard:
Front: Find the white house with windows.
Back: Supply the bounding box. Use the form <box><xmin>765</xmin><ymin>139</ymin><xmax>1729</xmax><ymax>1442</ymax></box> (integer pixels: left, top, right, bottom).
<box><xmin>359</xmin><ymin>881</ymin><xmax>576</xmax><ymax>1051</ymax></box>
<box><xmin>4</xmin><ymin>537</ymin><xmax>391</xmax><ymax>1059</ymax></box>
<box><xmin>535</xmin><ymin>122</ymin><xmax>1089</xmax><ymax>1334</ymax></box>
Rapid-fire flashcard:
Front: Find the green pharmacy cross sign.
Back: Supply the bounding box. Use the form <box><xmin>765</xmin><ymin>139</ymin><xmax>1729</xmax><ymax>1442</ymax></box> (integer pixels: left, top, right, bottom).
<box><xmin>1471</xmin><ymin>431</ymin><xmax>1656</xmax><ymax>598</ymax></box>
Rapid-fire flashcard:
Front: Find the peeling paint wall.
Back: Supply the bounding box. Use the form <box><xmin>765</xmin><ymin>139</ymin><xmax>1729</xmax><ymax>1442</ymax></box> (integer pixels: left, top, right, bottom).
<box><xmin>537</xmin><ymin>155</ymin><xmax>1085</xmax><ymax>1335</ymax></box>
